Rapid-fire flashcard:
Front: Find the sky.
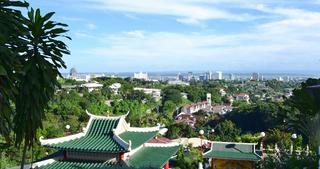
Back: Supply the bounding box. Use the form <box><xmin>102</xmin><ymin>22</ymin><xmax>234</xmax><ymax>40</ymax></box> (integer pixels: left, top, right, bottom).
<box><xmin>27</xmin><ymin>0</ymin><xmax>320</xmax><ymax>73</ymax></box>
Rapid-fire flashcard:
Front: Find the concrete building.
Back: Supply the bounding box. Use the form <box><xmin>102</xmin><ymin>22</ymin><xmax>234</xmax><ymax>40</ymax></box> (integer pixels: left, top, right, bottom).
<box><xmin>251</xmin><ymin>73</ymin><xmax>259</xmax><ymax>81</ymax></box>
<box><xmin>229</xmin><ymin>74</ymin><xmax>235</xmax><ymax>81</ymax></box>
<box><xmin>216</xmin><ymin>71</ymin><xmax>223</xmax><ymax>80</ymax></box>
<box><xmin>168</xmin><ymin>80</ymin><xmax>189</xmax><ymax>86</ymax></box>
<box><xmin>81</xmin><ymin>82</ymin><xmax>103</xmax><ymax>92</ymax></box>
<box><xmin>206</xmin><ymin>71</ymin><xmax>212</xmax><ymax>80</ymax></box>
<box><xmin>176</xmin><ymin>72</ymin><xmax>184</xmax><ymax>81</ymax></box>
<box><xmin>133</xmin><ymin>87</ymin><xmax>161</xmax><ymax>101</ymax></box>
<box><xmin>133</xmin><ymin>72</ymin><xmax>148</xmax><ymax>81</ymax></box>
<box><xmin>187</xmin><ymin>72</ymin><xmax>193</xmax><ymax>81</ymax></box>
<box><xmin>109</xmin><ymin>83</ymin><xmax>121</xmax><ymax>95</ymax></box>
<box><xmin>180</xmin><ymin>93</ymin><xmax>212</xmax><ymax>114</ymax></box>
<box><xmin>236</xmin><ymin>93</ymin><xmax>250</xmax><ymax>103</ymax></box>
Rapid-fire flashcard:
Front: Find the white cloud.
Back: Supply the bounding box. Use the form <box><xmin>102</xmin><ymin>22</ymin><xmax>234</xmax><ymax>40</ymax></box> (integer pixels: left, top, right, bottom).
<box><xmin>80</xmin><ymin>24</ymin><xmax>320</xmax><ymax>72</ymax></box>
<box><xmin>84</xmin><ymin>0</ymin><xmax>259</xmax><ymax>25</ymax></box>
<box><xmin>87</xmin><ymin>23</ymin><xmax>97</xmax><ymax>30</ymax></box>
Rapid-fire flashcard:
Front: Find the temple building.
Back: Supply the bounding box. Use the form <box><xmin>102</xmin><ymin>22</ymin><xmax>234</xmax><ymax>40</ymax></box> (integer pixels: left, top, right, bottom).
<box><xmin>32</xmin><ymin>111</ymin><xmax>180</xmax><ymax>169</ymax></box>
<box><xmin>204</xmin><ymin>142</ymin><xmax>262</xmax><ymax>169</ymax></box>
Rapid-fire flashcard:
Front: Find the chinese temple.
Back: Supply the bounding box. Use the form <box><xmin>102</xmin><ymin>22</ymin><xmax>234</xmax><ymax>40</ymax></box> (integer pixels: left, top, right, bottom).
<box><xmin>204</xmin><ymin>141</ymin><xmax>262</xmax><ymax>169</ymax></box>
<box><xmin>32</xmin><ymin>111</ymin><xmax>180</xmax><ymax>169</ymax></box>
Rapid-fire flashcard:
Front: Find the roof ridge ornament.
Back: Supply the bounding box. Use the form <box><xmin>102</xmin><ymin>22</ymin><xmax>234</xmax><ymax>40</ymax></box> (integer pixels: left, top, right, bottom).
<box><xmin>85</xmin><ymin>110</ymin><xmax>130</xmax><ymax>120</ymax></box>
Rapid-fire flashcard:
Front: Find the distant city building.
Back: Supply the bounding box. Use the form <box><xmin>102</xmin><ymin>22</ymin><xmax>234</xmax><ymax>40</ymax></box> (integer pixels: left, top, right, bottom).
<box><xmin>205</xmin><ymin>71</ymin><xmax>212</xmax><ymax>80</ymax></box>
<box><xmin>109</xmin><ymin>83</ymin><xmax>121</xmax><ymax>95</ymax></box>
<box><xmin>133</xmin><ymin>72</ymin><xmax>148</xmax><ymax>80</ymax></box>
<box><xmin>69</xmin><ymin>67</ymin><xmax>77</xmax><ymax>79</ymax></box>
<box><xmin>236</xmin><ymin>93</ymin><xmax>250</xmax><ymax>103</ymax></box>
<box><xmin>251</xmin><ymin>73</ymin><xmax>259</xmax><ymax>81</ymax></box>
<box><xmin>176</xmin><ymin>72</ymin><xmax>184</xmax><ymax>81</ymax></box>
<box><xmin>229</xmin><ymin>74</ymin><xmax>235</xmax><ymax>81</ymax></box>
<box><xmin>168</xmin><ymin>80</ymin><xmax>190</xmax><ymax>86</ymax></box>
<box><xmin>278</xmin><ymin>76</ymin><xmax>284</xmax><ymax>81</ymax></box>
<box><xmin>75</xmin><ymin>75</ymin><xmax>91</xmax><ymax>82</ymax></box>
<box><xmin>81</xmin><ymin>82</ymin><xmax>103</xmax><ymax>92</ymax></box>
<box><xmin>199</xmin><ymin>75</ymin><xmax>206</xmax><ymax>81</ymax></box>
<box><xmin>134</xmin><ymin>87</ymin><xmax>161</xmax><ymax>101</ymax></box>
<box><xmin>216</xmin><ymin>71</ymin><xmax>223</xmax><ymax>80</ymax></box>
<box><xmin>187</xmin><ymin>72</ymin><xmax>193</xmax><ymax>81</ymax></box>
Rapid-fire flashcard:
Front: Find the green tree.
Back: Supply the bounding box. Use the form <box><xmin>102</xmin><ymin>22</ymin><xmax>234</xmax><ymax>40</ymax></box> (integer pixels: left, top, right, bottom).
<box><xmin>163</xmin><ymin>88</ymin><xmax>182</xmax><ymax>105</ymax></box>
<box><xmin>166</xmin><ymin>123</ymin><xmax>195</xmax><ymax>139</ymax></box>
<box><xmin>0</xmin><ymin>0</ymin><xmax>29</xmax><ymax>142</ymax></box>
<box><xmin>1</xmin><ymin>2</ymin><xmax>70</xmax><ymax>168</ymax></box>
<box><xmin>214</xmin><ymin>120</ymin><xmax>241</xmax><ymax>142</ymax></box>
<box><xmin>287</xmin><ymin>78</ymin><xmax>320</xmax><ymax>149</ymax></box>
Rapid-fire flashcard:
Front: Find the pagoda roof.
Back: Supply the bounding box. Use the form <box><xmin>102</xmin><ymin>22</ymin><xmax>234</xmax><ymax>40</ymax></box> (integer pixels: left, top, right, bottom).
<box><xmin>43</xmin><ymin>118</ymin><xmax>125</xmax><ymax>153</ymax></box>
<box><xmin>34</xmin><ymin>143</ymin><xmax>181</xmax><ymax>169</ymax></box>
<box><xmin>119</xmin><ymin>131</ymin><xmax>158</xmax><ymax>149</ymax></box>
<box><xmin>40</xmin><ymin>111</ymin><xmax>160</xmax><ymax>153</ymax></box>
<box><xmin>35</xmin><ymin>161</ymin><xmax>132</xmax><ymax>169</ymax></box>
<box><xmin>128</xmin><ymin>143</ymin><xmax>180</xmax><ymax>169</ymax></box>
<box><xmin>204</xmin><ymin>141</ymin><xmax>262</xmax><ymax>162</ymax></box>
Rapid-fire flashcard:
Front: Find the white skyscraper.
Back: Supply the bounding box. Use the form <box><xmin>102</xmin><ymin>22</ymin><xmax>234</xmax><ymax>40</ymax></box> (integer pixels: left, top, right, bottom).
<box><xmin>216</xmin><ymin>71</ymin><xmax>223</xmax><ymax>80</ymax></box>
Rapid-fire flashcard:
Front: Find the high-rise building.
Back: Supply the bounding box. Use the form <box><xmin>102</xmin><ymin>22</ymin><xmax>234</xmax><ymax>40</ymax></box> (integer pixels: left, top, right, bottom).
<box><xmin>187</xmin><ymin>72</ymin><xmax>193</xmax><ymax>81</ymax></box>
<box><xmin>199</xmin><ymin>75</ymin><xmax>206</xmax><ymax>81</ymax></box>
<box><xmin>133</xmin><ymin>72</ymin><xmax>148</xmax><ymax>80</ymax></box>
<box><xmin>177</xmin><ymin>72</ymin><xmax>183</xmax><ymax>81</ymax></box>
<box><xmin>205</xmin><ymin>71</ymin><xmax>212</xmax><ymax>80</ymax></box>
<box><xmin>216</xmin><ymin>71</ymin><xmax>223</xmax><ymax>80</ymax></box>
<box><xmin>251</xmin><ymin>73</ymin><xmax>259</xmax><ymax>81</ymax></box>
<box><xmin>229</xmin><ymin>74</ymin><xmax>235</xmax><ymax>81</ymax></box>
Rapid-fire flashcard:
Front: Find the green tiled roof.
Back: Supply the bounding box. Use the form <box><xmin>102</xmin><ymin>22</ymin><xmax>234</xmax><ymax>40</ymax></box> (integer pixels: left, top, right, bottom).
<box><xmin>45</xmin><ymin>119</ymin><xmax>126</xmax><ymax>153</ymax></box>
<box><xmin>35</xmin><ymin>161</ymin><xmax>132</xmax><ymax>169</ymax></box>
<box><xmin>119</xmin><ymin>131</ymin><xmax>158</xmax><ymax>149</ymax></box>
<box><xmin>128</xmin><ymin>146</ymin><xmax>180</xmax><ymax>169</ymax></box>
<box><xmin>204</xmin><ymin>142</ymin><xmax>261</xmax><ymax>161</ymax></box>
<box><xmin>205</xmin><ymin>151</ymin><xmax>261</xmax><ymax>161</ymax></box>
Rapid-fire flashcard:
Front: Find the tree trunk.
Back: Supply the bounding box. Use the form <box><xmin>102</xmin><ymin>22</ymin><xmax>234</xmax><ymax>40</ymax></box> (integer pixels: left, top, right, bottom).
<box><xmin>20</xmin><ymin>141</ymin><xmax>27</xmax><ymax>169</ymax></box>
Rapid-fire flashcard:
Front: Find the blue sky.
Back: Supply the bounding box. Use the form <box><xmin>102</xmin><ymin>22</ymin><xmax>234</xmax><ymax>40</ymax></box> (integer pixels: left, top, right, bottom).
<box><xmin>28</xmin><ymin>0</ymin><xmax>320</xmax><ymax>73</ymax></box>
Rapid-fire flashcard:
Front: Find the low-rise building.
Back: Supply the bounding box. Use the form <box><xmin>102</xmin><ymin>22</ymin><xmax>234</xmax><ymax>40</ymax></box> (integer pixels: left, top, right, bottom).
<box><xmin>175</xmin><ymin>112</ymin><xmax>197</xmax><ymax>127</ymax></box>
<box><xmin>211</xmin><ymin>105</ymin><xmax>233</xmax><ymax>115</ymax></box>
<box><xmin>81</xmin><ymin>82</ymin><xmax>103</xmax><ymax>92</ymax></box>
<box><xmin>236</xmin><ymin>93</ymin><xmax>250</xmax><ymax>103</ymax></box>
<box><xmin>134</xmin><ymin>87</ymin><xmax>161</xmax><ymax>101</ymax></box>
<box><xmin>109</xmin><ymin>83</ymin><xmax>121</xmax><ymax>95</ymax></box>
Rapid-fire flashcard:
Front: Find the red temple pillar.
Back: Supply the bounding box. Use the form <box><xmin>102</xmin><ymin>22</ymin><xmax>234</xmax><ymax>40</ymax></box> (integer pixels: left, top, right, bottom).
<box><xmin>119</xmin><ymin>152</ymin><xmax>125</xmax><ymax>161</ymax></box>
<box><xmin>211</xmin><ymin>159</ymin><xmax>215</xmax><ymax>169</ymax></box>
<box><xmin>163</xmin><ymin>161</ymin><xmax>169</xmax><ymax>169</ymax></box>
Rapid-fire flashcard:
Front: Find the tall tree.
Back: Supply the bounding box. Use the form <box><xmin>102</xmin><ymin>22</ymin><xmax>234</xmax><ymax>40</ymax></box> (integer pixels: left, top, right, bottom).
<box><xmin>15</xmin><ymin>8</ymin><xmax>70</xmax><ymax>168</ymax></box>
<box><xmin>1</xmin><ymin>1</ymin><xmax>70</xmax><ymax>168</ymax></box>
<box><xmin>0</xmin><ymin>0</ymin><xmax>28</xmax><ymax>141</ymax></box>
<box><xmin>287</xmin><ymin>78</ymin><xmax>320</xmax><ymax>149</ymax></box>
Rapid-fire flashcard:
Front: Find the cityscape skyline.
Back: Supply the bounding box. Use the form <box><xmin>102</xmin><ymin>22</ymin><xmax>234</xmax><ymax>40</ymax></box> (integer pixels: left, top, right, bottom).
<box><xmin>29</xmin><ymin>0</ymin><xmax>320</xmax><ymax>73</ymax></box>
